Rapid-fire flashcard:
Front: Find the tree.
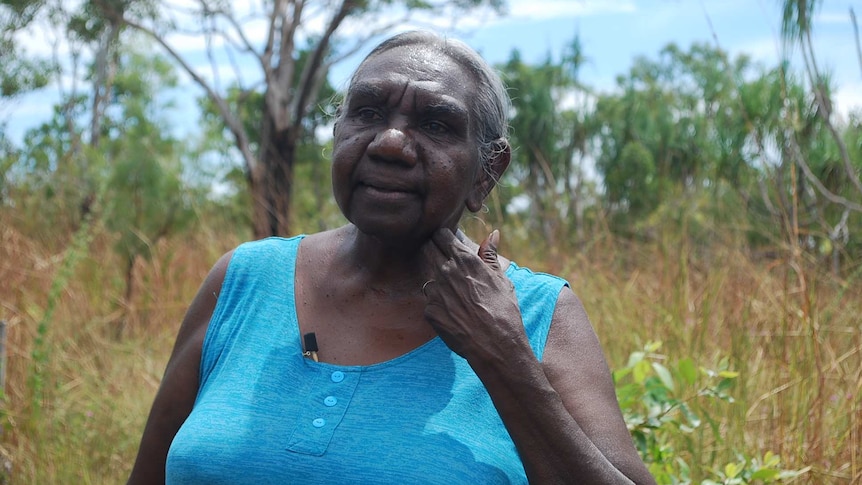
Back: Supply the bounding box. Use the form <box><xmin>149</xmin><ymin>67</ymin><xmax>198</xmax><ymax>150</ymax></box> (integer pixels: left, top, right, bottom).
<box><xmin>592</xmin><ymin>43</ymin><xmax>762</xmax><ymax>235</ymax></box>
<box><xmin>1</xmin><ymin>0</ymin><xmax>155</xmax><ymax>232</ymax></box>
<box><xmin>10</xmin><ymin>93</ymin><xmax>94</xmax><ymax>240</ymax></box>
<box><xmin>0</xmin><ymin>0</ymin><xmax>53</xmax><ymax>101</ymax></box>
<box><xmin>778</xmin><ymin>0</ymin><xmax>862</xmax><ymax>273</ymax></box>
<box><xmin>99</xmin><ymin>44</ymin><xmax>194</xmax><ymax>329</ymax></box>
<box><xmin>7</xmin><ymin>39</ymin><xmax>195</xmax><ymax>333</ymax></box>
<box><xmin>193</xmin><ymin>47</ymin><xmax>342</xmax><ymax>235</ymax></box>
<box><xmin>107</xmin><ymin>0</ymin><xmax>505</xmax><ymax>238</ymax></box>
<box><xmin>0</xmin><ymin>0</ymin><xmax>53</xmax><ymax>192</ymax></box>
<box><xmin>499</xmin><ymin>35</ymin><xmax>592</xmax><ymax>247</ymax></box>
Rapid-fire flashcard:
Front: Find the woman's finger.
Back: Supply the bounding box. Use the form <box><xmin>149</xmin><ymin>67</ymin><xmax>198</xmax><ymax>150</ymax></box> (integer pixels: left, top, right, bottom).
<box><xmin>477</xmin><ymin>229</ymin><xmax>502</xmax><ymax>271</ymax></box>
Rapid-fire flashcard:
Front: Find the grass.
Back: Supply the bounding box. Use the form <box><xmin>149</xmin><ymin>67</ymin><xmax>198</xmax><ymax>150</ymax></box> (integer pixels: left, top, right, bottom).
<box><xmin>1</xmin><ymin>211</ymin><xmax>860</xmax><ymax>484</ymax></box>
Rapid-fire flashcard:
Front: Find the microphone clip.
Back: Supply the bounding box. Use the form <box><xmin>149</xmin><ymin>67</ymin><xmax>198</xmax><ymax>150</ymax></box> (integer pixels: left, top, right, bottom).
<box><xmin>303</xmin><ymin>332</ymin><xmax>319</xmax><ymax>362</ymax></box>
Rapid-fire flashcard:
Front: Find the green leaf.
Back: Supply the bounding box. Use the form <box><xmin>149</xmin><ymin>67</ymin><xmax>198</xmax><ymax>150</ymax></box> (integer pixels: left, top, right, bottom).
<box><xmin>677</xmin><ymin>358</ymin><xmax>697</xmax><ymax>385</ymax></box>
<box><xmin>750</xmin><ymin>468</ymin><xmax>780</xmax><ymax>480</ymax></box>
<box><xmin>718</xmin><ymin>370</ymin><xmax>739</xmax><ymax>379</ymax></box>
<box><xmin>763</xmin><ymin>451</ymin><xmax>780</xmax><ymax>467</ymax></box>
<box><xmin>724</xmin><ymin>462</ymin><xmax>739</xmax><ymax>478</ymax></box>
<box><xmin>644</xmin><ymin>341</ymin><xmax>662</xmax><ymax>353</ymax></box>
<box><xmin>716</xmin><ymin>378</ymin><xmax>736</xmax><ymax>393</ymax></box>
<box><xmin>652</xmin><ymin>362</ymin><xmax>675</xmax><ymax>391</ymax></box>
<box><xmin>633</xmin><ymin>359</ymin><xmax>652</xmax><ymax>384</ymax></box>
<box><xmin>613</xmin><ymin>367</ymin><xmax>632</xmax><ymax>383</ymax></box>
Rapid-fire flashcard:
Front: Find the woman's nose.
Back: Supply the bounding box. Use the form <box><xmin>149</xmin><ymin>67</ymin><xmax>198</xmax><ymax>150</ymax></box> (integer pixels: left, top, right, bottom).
<box><xmin>367</xmin><ymin>126</ymin><xmax>417</xmax><ymax>166</ymax></box>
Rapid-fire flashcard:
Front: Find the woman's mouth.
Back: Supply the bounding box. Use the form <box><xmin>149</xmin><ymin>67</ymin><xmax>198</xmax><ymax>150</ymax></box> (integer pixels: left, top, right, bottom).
<box><xmin>359</xmin><ymin>182</ymin><xmax>418</xmax><ymax>202</ymax></box>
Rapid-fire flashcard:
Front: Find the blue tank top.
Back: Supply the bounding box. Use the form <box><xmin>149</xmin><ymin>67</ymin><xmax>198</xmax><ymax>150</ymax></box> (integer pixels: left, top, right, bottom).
<box><xmin>166</xmin><ymin>236</ymin><xmax>567</xmax><ymax>484</ymax></box>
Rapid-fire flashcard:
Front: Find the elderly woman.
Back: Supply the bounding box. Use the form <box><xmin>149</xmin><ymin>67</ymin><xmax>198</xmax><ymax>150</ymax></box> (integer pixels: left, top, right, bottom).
<box><xmin>129</xmin><ymin>31</ymin><xmax>655</xmax><ymax>484</ymax></box>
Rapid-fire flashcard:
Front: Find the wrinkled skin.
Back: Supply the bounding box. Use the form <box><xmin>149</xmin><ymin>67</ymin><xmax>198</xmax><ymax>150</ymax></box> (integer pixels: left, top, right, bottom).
<box><xmin>128</xmin><ymin>44</ymin><xmax>656</xmax><ymax>485</ymax></box>
<box><xmin>330</xmin><ymin>44</ymin><xmax>493</xmax><ymax>246</ymax></box>
<box><xmin>422</xmin><ymin>229</ymin><xmax>518</xmax><ymax>359</ymax></box>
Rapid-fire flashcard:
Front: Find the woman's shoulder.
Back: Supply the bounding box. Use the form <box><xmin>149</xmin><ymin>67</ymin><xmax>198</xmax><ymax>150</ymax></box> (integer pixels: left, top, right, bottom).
<box><xmin>233</xmin><ymin>228</ymin><xmax>349</xmax><ymax>256</ymax></box>
<box><xmin>235</xmin><ymin>234</ymin><xmax>306</xmax><ymax>252</ymax></box>
<box><xmin>223</xmin><ymin>235</ymin><xmax>306</xmax><ymax>267</ymax></box>
<box><xmin>505</xmin><ymin>260</ymin><xmax>570</xmax><ymax>291</ymax></box>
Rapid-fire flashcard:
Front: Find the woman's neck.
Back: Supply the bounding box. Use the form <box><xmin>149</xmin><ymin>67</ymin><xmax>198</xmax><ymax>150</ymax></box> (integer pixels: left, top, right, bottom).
<box><xmin>343</xmin><ymin>225</ymin><xmax>431</xmax><ymax>286</ymax></box>
<box><xmin>332</xmin><ymin>224</ymin><xmax>470</xmax><ymax>292</ymax></box>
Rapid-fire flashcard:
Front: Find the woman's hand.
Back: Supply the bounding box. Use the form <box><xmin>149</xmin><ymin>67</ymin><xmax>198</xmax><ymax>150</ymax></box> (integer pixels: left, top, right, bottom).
<box><xmin>421</xmin><ymin>228</ymin><xmax>528</xmax><ymax>362</ymax></box>
<box><xmin>422</xmin><ymin>228</ymin><xmax>654</xmax><ymax>484</ymax></box>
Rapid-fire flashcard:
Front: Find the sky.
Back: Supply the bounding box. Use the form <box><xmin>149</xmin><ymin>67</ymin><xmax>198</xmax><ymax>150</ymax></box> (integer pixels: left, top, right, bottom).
<box><xmin>4</xmin><ymin>0</ymin><xmax>861</xmax><ymax>145</ymax></box>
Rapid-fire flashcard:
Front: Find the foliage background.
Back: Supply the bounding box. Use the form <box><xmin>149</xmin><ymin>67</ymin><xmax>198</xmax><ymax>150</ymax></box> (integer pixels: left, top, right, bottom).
<box><xmin>1</xmin><ymin>0</ymin><xmax>861</xmax><ymax>483</ymax></box>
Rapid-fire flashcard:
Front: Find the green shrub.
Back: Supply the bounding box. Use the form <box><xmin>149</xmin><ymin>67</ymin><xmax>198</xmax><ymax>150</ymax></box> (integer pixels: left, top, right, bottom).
<box><xmin>615</xmin><ymin>342</ymin><xmax>809</xmax><ymax>484</ymax></box>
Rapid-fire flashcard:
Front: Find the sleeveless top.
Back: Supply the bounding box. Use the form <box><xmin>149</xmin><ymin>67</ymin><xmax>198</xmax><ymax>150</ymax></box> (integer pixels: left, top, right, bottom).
<box><xmin>166</xmin><ymin>236</ymin><xmax>568</xmax><ymax>484</ymax></box>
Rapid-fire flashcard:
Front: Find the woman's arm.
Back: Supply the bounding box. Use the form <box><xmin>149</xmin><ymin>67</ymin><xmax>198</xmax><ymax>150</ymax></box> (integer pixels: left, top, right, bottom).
<box><xmin>127</xmin><ymin>250</ymin><xmax>233</xmax><ymax>484</ymax></box>
<box><xmin>474</xmin><ymin>287</ymin><xmax>655</xmax><ymax>484</ymax></box>
<box><xmin>422</xmin><ymin>230</ymin><xmax>654</xmax><ymax>484</ymax></box>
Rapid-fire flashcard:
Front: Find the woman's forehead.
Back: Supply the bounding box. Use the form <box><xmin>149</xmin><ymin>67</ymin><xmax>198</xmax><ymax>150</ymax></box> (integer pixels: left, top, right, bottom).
<box><xmin>352</xmin><ymin>45</ymin><xmax>476</xmax><ymax>93</ymax></box>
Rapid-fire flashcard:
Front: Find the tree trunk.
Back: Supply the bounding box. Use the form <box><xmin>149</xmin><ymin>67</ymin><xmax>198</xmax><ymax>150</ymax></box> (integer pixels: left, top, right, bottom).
<box><xmin>250</xmin><ymin>110</ymin><xmax>298</xmax><ymax>238</ymax></box>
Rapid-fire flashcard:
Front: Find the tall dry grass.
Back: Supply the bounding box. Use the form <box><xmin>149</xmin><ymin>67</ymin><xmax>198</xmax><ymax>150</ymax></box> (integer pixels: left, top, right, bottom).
<box><xmin>562</xmin><ymin>230</ymin><xmax>862</xmax><ymax>483</ymax></box>
<box><xmin>1</xmin><ymin>210</ymin><xmax>860</xmax><ymax>483</ymax></box>
<box><xmin>0</xmin><ymin>212</ymin><xmax>240</xmax><ymax>483</ymax></box>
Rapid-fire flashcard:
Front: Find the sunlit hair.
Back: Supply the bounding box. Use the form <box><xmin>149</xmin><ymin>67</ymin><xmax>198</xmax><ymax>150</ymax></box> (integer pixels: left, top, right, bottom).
<box><xmin>344</xmin><ymin>30</ymin><xmax>511</xmax><ymax>179</ymax></box>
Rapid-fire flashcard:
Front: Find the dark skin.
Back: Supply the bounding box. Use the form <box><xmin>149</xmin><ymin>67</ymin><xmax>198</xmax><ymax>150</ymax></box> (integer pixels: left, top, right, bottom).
<box><xmin>128</xmin><ymin>45</ymin><xmax>655</xmax><ymax>484</ymax></box>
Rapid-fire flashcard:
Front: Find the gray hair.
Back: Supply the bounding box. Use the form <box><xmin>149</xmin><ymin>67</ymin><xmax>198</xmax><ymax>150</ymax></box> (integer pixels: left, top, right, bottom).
<box><xmin>346</xmin><ymin>30</ymin><xmax>511</xmax><ymax>176</ymax></box>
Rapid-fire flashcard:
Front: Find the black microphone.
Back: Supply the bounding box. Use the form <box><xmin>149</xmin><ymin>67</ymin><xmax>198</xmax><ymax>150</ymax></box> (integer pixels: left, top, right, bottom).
<box><xmin>303</xmin><ymin>332</ymin><xmax>319</xmax><ymax>362</ymax></box>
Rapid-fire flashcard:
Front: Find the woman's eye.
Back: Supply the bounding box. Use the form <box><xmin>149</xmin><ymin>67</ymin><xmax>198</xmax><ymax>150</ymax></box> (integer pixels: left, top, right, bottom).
<box><xmin>423</xmin><ymin>120</ymin><xmax>448</xmax><ymax>134</ymax></box>
<box><xmin>356</xmin><ymin>107</ymin><xmax>381</xmax><ymax>121</ymax></box>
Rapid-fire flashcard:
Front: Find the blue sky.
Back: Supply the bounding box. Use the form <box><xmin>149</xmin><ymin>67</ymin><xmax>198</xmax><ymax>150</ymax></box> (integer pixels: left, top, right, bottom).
<box><xmin>5</xmin><ymin>0</ymin><xmax>861</xmax><ymax>144</ymax></box>
<box><xmin>444</xmin><ymin>0</ymin><xmax>860</xmax><ymax>116</ymax></box>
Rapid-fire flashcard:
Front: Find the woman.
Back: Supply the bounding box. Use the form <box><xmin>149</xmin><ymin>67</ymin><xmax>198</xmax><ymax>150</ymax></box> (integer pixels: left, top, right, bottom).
<box><xmin>129</xmin><ymin>31</ymin><xmax>655</xmax><ymax>484</ymax></box>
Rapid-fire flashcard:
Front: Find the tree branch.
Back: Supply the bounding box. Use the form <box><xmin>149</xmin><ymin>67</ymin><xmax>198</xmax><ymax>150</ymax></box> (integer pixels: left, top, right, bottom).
<box><xmin>798</xmin><ymin>13</ymin><xmax>862</xmax><ymax>197</ymax></box>
<box><xmin>120</xmin><ymin>16</ymin><xmax>257</xmax><ymax>172</ymax></box>
<box><xmin>290</xmin><ymin>0</ymin><xmax>354</xmax><ymax>132</ymax></box>
<box><xmin>261</xmin><ymin>0</ymin><xmax>284</xmax><ymax>87</ymax></box>
<box><xmin>277</xmin><ymin>0</ymin><xmax>302</xmax><ymax>85</ymax></box>
<box><xmin>262</xmin><ymin>0</ymin><xmax>304</xmax><ymax>133</ymax></box>
<box><xmin>210</xmin><ymin>2</ymin><xmax>268</xmax><ymax>74</ymax></box>
<box><xmin>203</xmin><ymin>14</ymin><xmax>223</xmax><ymax>92</ymax></box>
<box><xmin>851</xmin><ymin>7</ymin><xmax>862</xmax><ymax>79</ymax></box>
<box><xmin>789</xmin><ymin>132</ymin><xmax>862</xmax><ymax>212</ymax></box>
<box><xmin>89</xmin><ymin>21</ymin><xmax>120</xmax><ymax>149</ymax></box>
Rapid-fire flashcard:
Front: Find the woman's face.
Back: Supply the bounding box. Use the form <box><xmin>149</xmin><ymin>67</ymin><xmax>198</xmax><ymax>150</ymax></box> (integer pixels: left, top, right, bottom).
<box><xmin>331</xmin><ymin>45</ymin><xmax>488</xmax><ymax>243</ymax></box>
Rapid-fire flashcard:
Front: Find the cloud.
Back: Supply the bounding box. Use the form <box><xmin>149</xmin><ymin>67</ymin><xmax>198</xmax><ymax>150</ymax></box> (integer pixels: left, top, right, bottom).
<box><xmin>507</xmin><ymin>0</ymin><xmax>636</xmax><ymax>19</ymax></box>
<box><xmin>835</xmin><ymin>81</ymin><xmax>862</xmax><ymax>121</ymax></box>
<box><xmin>729</xmin><ymin>37</ymin><xmax>782</xmax><ymax>64</ymax></box>
<box><xmin>815</xmin><ymin>11</ymin><xmax>854</xmax><ymax>26</ymax></box>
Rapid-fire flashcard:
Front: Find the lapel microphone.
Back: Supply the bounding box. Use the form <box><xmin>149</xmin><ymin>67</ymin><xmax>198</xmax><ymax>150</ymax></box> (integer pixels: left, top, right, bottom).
<box><xmin>303</xmin><ymin>332</ymin><xmax>319</xmax><ymax>362</ymax></box>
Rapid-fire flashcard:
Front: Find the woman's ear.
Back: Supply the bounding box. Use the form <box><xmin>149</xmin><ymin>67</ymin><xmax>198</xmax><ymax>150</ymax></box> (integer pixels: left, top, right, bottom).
<box><xmin>466</xmin><ymin>139</ymin><xmax>511</xmax><ymax>213</ymax></box>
